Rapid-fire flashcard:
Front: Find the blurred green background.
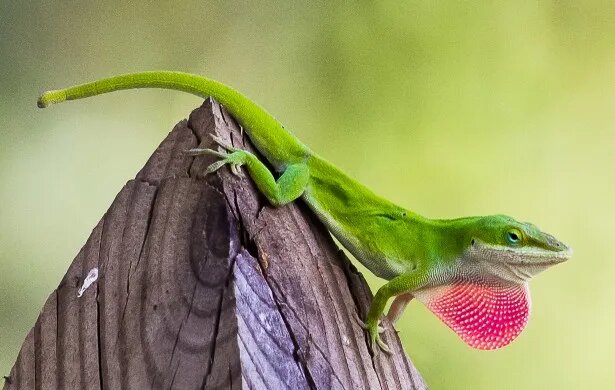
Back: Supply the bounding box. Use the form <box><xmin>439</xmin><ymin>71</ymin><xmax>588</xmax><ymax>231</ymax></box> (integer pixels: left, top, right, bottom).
<box><xmin>1</xmin><ymin>1</ymin><xmax>613</xmax><ymax>388</ymax></box>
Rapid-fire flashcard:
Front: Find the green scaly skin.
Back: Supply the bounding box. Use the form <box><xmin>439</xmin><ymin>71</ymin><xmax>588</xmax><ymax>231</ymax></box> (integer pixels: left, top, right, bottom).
<box><xmin>38</xmin><ymin>71</ymin><xmax>572</xmax><ymax>355</ymax></box>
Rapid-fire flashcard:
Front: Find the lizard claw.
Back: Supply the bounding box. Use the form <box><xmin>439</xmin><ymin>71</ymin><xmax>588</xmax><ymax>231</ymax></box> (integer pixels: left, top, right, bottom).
<box><xmin>230</xmin><ymin>163</ymin><xmax>239</xmax><ymax>176</ymax></box>
<box><xmin>189</xmin><ymin>134</ymin><xmax>247</xmax><ymax>177</ymax></box>
<box><xmin>376</xmin><ymin>337</ymin><xmax>392</xmax><ymax>355</ymax></box>
<box><xmin>204</xmin><ymin>160</ymin><xmax>228</xmax><ymax>175</ymax></box>
<box><xmin>185</xmin><ymin>148</ymin><xmax>226</xmax><ymax>158</ymax></box>
<box><xmin>230</xmin><ymin>163</ymin><xmax>245</xmax><ymax>177</ymax></box>
<box><xmin>209</xmin><ymin>134</ymin><xmax>235</xmax><ymax>152</ymax></box>
<box><xmin>368</xmin><ymin>325</ymin><xmax>392</xmax><ymax>356</ymax></box>
<box><xmin>353</xmin><ymin>311</ymin><xmax>365</xmax><ymax>327</ymax></box>
<box><xmin>353</xmin><ymin>311</ymin><xmax>390</xmax><ymax>355</ymax></box>
<box><xmin>353</xmin><ymin>311</ymin><xmax>384</xmax><ymax>333</ymax></box>
<box><xmin>185</xmin><ymin>134</ymin><xmax>235</xmax><ymax>157</ymax></box>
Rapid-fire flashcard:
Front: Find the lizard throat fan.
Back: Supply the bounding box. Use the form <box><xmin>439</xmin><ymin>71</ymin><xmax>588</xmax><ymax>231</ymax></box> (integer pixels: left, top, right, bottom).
<box><xmin>413</xmin><ymin>280</ymin><xmax>530</xmax><ymax>350</ymax></box>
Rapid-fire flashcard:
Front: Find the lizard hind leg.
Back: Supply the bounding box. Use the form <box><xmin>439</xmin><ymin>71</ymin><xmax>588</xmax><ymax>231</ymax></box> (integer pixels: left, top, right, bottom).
<box><xmin>386</xmin><ymin>292</ymin><xmax>414</xmax><ymax>325</ymax></box>
<box><xmin>188</xmin><ymin>135</ymin><xmax>310</xmax><ymax>207</ymax></box>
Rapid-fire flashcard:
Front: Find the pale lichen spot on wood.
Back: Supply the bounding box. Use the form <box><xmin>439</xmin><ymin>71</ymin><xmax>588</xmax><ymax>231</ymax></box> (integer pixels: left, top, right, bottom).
<box><xmin>77</xmin><ymin>267</ymin><xmax>98</xmax><ymax>297</ymax></box>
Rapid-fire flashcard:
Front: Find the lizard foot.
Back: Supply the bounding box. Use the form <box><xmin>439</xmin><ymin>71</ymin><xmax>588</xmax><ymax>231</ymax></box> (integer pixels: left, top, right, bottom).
<box><xmin>186</xmin><ymin>134</ymin><xmax>246</xmax><ymax>177</ymax></box>
<box><xmin>353</xmin><ymin>311</ymin><xmax>390</xmax><ymax>355</ymax></box>
<box><xmin>353</xmin><ymin>311</ymin><xmax>385</xmax><ymax>333</ymax></box>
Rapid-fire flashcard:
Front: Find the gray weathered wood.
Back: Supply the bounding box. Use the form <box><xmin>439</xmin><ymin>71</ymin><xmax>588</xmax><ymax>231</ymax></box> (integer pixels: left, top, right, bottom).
<box><xmin>4</xmin><ymin>99</ymin><xmax>427</xmax><ymax>389</ymax></box>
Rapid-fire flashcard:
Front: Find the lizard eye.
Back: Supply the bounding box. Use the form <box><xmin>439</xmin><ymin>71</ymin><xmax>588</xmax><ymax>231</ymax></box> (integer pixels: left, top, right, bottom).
<box><xmin>506</xmin><ymin>229</ymin><xmax>523</xmax><ymax>246</ymax></box>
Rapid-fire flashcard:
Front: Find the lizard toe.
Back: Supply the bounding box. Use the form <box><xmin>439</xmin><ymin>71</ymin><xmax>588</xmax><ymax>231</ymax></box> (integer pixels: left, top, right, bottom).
<box><xmin>210</xmin><ymin>134</ymin><xmax>235</xmax><ymax>152</ymax></box>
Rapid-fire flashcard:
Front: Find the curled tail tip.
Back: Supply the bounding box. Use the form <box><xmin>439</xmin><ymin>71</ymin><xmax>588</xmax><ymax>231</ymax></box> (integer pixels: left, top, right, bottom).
<box><xmin>37</xmin><ymin>90</ymin><xmax>65</xmax><ymax>108</ymax></box>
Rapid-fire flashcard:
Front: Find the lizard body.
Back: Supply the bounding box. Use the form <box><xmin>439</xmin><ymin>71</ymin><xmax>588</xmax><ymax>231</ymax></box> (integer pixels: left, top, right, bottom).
<box><xmin>38</xmin><ymin>71</ymin><xmax>571</xmax><ymax>353</ymax></box>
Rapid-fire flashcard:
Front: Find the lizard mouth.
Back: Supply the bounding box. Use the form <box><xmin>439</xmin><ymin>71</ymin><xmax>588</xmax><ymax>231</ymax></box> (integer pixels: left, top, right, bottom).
<box><xmin>471</xmin><ymin>240</ymin><xmax>573</xmax><ymax>267</ymax></box>
<box><xmin>467</xmin><ymin>242</ymin><xmax>571</xmax><ymax>283</ymax></box>
<box><xmin>500</xmin><ymin>246</ymin><xmax>572</xmax><ymax>266</ymax></box>
<box><xmin>503</xmin><ymin>258</ymin><xmax>565</xmax><ymax>269</ymax></box>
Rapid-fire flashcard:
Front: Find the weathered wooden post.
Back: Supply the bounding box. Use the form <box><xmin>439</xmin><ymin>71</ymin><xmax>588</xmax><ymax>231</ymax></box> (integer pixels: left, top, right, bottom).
<box><xmin>4</xmin><ymin>99</ymin><xmax>426</xmax><ymax>389</ymax></box>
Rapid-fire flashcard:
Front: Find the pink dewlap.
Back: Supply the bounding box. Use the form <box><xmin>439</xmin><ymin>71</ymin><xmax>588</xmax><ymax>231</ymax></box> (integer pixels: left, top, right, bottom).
<box><xmin>414</xmin><ymin>281</ymin><xmax>530</xmax><ymax>350</ymax></box>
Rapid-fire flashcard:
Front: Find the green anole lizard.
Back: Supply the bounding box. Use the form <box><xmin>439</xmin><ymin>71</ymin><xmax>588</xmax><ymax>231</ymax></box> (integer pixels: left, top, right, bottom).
<box><xmin>38</xmin><ymin>71</ymin><xmax>571</xmax><ymax>354</ymax></box>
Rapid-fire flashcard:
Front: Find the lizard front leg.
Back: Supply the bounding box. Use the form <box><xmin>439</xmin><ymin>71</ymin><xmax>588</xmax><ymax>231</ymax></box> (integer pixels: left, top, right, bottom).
<box><xmin>188</xmin><ymin>135</ymin><xmax>310</xmax><ymax>207</ymax></box>
<box><xmin>361</xmin><ymin>269</ymin><xmax>428</xmax><ymax>355</ymax></box>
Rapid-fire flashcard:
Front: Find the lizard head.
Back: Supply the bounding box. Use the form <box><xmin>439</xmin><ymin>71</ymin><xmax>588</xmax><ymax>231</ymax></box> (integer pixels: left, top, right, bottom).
<box><xmin>464</xmin><ymin>214</ymin><xmax>572</xmax><ymax>284</ymax></box>
<box><xmin>413</xmin><ymin>215</ymin><xmax>572</xmax><ymax>350</ymax></box>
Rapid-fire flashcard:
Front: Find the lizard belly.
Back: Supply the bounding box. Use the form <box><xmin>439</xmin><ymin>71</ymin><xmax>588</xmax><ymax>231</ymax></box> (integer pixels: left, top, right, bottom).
<box><xmin>302</xmin><ymin>193</ymin><xmax>406</xmax><ymax>280</ymax></box>
<box><xmin>301</xmin><ymin>156</ymin><xmax>416</xmax><ymax>280</ymax></box>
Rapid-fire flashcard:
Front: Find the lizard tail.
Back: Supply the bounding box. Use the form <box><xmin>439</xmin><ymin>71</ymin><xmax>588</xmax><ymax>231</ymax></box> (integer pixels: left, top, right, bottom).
<box><xmin>38</xmin><ymin>71</ymin><xmax>309</xmax><ymax>168</ymax></box>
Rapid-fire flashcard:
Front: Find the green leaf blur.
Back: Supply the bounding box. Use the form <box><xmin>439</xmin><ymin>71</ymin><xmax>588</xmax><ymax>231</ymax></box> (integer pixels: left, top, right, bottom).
<box><xmin>1</xmin><ymin>1</ymin><xmax>612</xmax><ymax>388</ymax></box>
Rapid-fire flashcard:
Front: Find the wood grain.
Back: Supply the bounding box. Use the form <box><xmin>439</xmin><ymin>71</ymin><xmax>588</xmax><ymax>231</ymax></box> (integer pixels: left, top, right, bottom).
<box><xmin>4</xmin><ymin>99</ymin><xmax>427</xmax><ymax>390</ymax></box>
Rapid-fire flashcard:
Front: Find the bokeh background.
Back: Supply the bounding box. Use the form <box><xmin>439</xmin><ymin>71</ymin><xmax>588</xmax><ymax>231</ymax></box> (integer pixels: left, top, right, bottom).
<box><xmin>1</xmin><ymin>1</ymin><xmax>613</xmax><ymax>388</ymax></box>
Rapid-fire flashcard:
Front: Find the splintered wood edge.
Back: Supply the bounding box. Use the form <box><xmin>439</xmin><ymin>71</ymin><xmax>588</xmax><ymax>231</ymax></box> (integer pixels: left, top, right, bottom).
<box><xmin>4</xmin><ymin>99</ymin><xmax>426</xmax><ymax>390</ymax></box>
